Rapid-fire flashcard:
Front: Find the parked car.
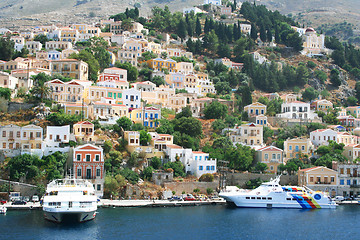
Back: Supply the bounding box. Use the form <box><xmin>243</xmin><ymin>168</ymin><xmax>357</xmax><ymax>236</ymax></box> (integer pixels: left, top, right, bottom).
<box><xmin>12</xmin><ymin>200</ymin><xmax>27</xmax><ymax>205</ymax></box>
<box><xmin>32</xmin><ymin>195</ymin><xmax>39</xmax><ymax>202</ymax></box>
<box><xmin>210</xmin><ymin>196</ymin><xmax>224</xmax><ymax>201</ymax></box>
<box><xmin>184</xmin><ymin>196</ymin><xmax>196</xmax><ymax>201</ymax></box>
<box><xmin>170</xmin><ymin>196</ymin><xmax>183</xmax><ymax>201</ymax></box>
<box><xmin>0</xmin><ymin>199</ymin><xmax>7</xmax><ymax>205</ymax></box>
<box><xmin>333</xmin><ymin>196</ymin><xmax>345</xmax><ymax>201</ymax></box>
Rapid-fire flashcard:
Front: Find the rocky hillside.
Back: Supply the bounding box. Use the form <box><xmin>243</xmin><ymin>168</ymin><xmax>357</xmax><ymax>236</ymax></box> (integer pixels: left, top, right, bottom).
<box><xmin>0</xmin><ymin>0</ymin><xmax>203</xmax><ymax>29</ymax></box>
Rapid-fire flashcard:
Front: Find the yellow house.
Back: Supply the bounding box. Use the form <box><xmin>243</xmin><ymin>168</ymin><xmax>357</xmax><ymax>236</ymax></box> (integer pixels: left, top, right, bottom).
<box><xmin>64</xmin><ymin>103</ymin><xmax>90</xmax><ymax>119</ymax></box>
<box><xmin>73</xmin><ymin>121</ymin><xmax>96</xmax><ymax>142</ymax></box>
<box><xmin>146</xmin><ymin>58</ymin><xmax>177</xmax><ymax>72</ymax></box>
<box><xmin>311</xmin><ymin>99</ymin><xmax>333</xmax><ymax>112</ymax></box>
<box><xmin>59</xmin><ymin>27</ymin><xmax>79</xmax><ymax>43</ymax></box>
<box><xmin>244</xmin><ymin>102</ymin><xmax>267</xmax><ymax>116</ymax></box>
<box><xmin>298</xmin><ymin>166</ymin><xmax>338</xmax><ymax>196</ymax></box>
<box><xmin>129</xmin><ymin>107</ymin><xmax>161</xmax><ymax>128</ymax></box>
<box><xmin>256</xmin><ymin>146</ymin><xmax>283</xmax><ymax>173</ymax></box>
<box><xmin>51</xmin><ymin>59</ymin><xmax>89</xmax><ymax>80</ymax></box>
<box><xmin>283</xmin><ymin>138</ymin><xmax>314</xmax><ymax>162</ymax></box>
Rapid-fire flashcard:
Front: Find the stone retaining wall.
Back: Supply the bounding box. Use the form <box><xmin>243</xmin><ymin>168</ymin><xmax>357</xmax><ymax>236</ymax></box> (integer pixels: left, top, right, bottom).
<box><xmin>226</xmin><ymin>173</ymin><xmax>298</xmax><ymax>187</ymax></box>
<box><xmin>163</xmin><ymin>181</ymin><xmax>219</xmax><ymax>194</ymax></box>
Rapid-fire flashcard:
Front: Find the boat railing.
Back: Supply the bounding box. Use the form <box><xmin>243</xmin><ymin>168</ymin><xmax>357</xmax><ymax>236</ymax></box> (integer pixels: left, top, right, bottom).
<box><xmin>47</xmin><ymin>178</ymin><xmax>93</xmax><ymax>188</ymax></box>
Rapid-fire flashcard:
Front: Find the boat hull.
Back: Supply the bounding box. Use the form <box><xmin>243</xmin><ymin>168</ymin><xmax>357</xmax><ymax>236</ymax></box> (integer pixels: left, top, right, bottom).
<box><xmin>220</xmin><ymin>194</ymin><xmax>337</xmax><ymax>209</ymax></box>
<box><xmin>43</xmin><ymin>210</ymin><xmax>96</xmax><ymax>223</ymax></box>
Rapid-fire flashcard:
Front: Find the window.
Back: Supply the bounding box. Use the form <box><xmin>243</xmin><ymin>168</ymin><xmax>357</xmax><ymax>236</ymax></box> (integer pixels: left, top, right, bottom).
<box><xmin>340</xmin><ymin>179</ymin><xmax>344</xmax><ymax>185</ymax></box>
<box><xmin>331</xmin><ymin>177</ymin><xmax>335</xmax><ymax>182</ymax></box>
<box><xmin>289</xmin><ymin>145</ymin><xmax>292</xmax><ymax>150</ymax></box>
<box><xmin>36</xmin><ymin>132</ymin><xmax>41</xmax><ymax>138</ymax></box>
<box><xmin>77</xmin><ymin>154</ymin><xmax>81</xmax><ymax>161</ymax></box>
<box><xmin>272</xmin><ymin>154</ymin><xmax>276</xmax><ymax>159</ymax></box>
<box><xmin>86</xmin><ymin>155</ymin><xmax>91</xmax><ymax>162</ymax></box>
<box><xmin>96</xmin><ymin>169</ymin><xmax>100</xmax><ymax>177</ymax></box>
<box><xmin>301</xmin><ymin>145</ymin><xmax>305</xmax><ymax>151</ymax></box>
<box><xmin>211</xmin><ymin>166</ymin><xmax>215</xmax><ymax>170</ymax></box>
<box><xmin>199</xmin><ymin>166</ymin><xmax>203</xmax><ymax>170</ymax></box>
<box><xmin>97</xmin><ymin>184</ymin><xmax>101</xmax><ymax>191</ymax></box>
<box><xmin>347</xmin><ymin>180</ymin><xmax>351</xmax><ymax>185</ymax></box>
<box><xmin>310</xmin><ymin>177</ymin><xmax>314</xmax><ymax>182</ymax></box>
<box><xmin>95</xmin><ymin>155</ymin><xmax>100</xmax><ymax>161</ymax></box>
<box><xmin>264</xmin><ymin>154</ymin><xmax>268</xmax><ymax>159</ymax></box>
<box><xmin>77</xmin><ymin>168</ymin><xmax>81</xmax><ymax>176</ymax></box>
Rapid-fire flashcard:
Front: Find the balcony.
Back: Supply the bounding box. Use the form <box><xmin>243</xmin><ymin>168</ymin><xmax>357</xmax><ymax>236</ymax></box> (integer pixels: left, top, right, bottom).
<box><xmin>315</xmin><ymin>182</ymin><xmax>331</xmax><ymax>185</ymax></box>
<box><xmin>8</xmin><ymin>138</ymin><xmax>15</xmax><ymax>142</ymax></box>
<box><xmin>350</xmin><ymin>174</ymin><xmax>360</xmax><ymax>177</ymax></box>
<box><xmin>350</xmin><ymin>185</ymin><xmax>360</xmax><ymax>188</ymax></box>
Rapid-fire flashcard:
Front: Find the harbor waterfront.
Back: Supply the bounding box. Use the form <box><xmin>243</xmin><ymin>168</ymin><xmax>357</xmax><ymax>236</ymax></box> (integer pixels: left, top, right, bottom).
<box><xmin>0</xmin><ymin>205</ymin><xmax>359</xmax><ymax>240</ymax></box>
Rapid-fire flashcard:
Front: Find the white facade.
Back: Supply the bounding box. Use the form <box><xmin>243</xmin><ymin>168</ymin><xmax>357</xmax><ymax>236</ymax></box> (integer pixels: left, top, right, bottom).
<box><xmin>204</xmin><ymin>0</ymin><xmax>221</xmax><ymax>5</ymax></box>
<box><xmin>310</xmin><ymin>129</ymin><xmax>337</xmax><ymax>147</ymax></box>
<box><xmin>277</xmin><ymin>101</ymin><xmax>318</xmax><ymax>120</ymax></box>
<box><xmin>45</xmin><ymin>125</ymin><xmax>71</xmax><ymax>147</ymax></box>
<box><xmin>122</xmin><ymin>88</ymin><xmax>141</xmax><ymax>108</ymax></box>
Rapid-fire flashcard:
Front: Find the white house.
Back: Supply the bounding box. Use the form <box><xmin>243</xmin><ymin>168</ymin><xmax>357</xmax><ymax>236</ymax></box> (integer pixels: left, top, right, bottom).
<box><xmin>204</xmin><ymin>0</ymin><xmax>221</xmax><ymax>5</ymax></box>
<box><xmin>277</xmin><ymin>101</ymin><xmax>318</xmax><ymax>120</ymax></box>
<box><xmin>310</xmin><ymin>129</ymin><xmax>338</xmax><ymax>147</ymax></box>
<box><xmin>164</xmin><ymin>145</ymin><xmax>217</xmax><ymax>178</ymax></box>
<box><xmin>45</xmin><ymin>125</ymin><xmax>71</xmax><ymax>147</ymax></box>
<box><xmin>122</xmin><ymin>88</ymin><xmax>141</xmax><ymax>109</ymax></box>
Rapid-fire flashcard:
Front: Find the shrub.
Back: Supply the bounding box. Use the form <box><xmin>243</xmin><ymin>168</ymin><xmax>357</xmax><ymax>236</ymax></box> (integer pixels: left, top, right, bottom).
<box><xmin>206</xmin><ymin>188</ymin><xmax>213</xmax><ymax>195</ymax></box>
<box><xmin>199</xmin><ymin>173</ymin><xmax>214</xmax><ymax>182</ymax></box>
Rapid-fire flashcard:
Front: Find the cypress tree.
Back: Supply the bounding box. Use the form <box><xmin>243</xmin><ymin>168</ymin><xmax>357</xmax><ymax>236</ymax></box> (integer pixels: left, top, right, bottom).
<box><xmin>195</xmin><ymin>17</ymin><xmax>202</xmax><ymax>36</ymax></box>
<box><xmin>250</xmin><ymin>23</ymin><xmax>258</xmax><ymax>40</ymax></box>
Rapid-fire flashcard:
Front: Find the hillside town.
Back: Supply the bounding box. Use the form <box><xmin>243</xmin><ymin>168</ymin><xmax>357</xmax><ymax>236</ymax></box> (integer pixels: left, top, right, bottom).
<box><xmin>1</xmin><ymin>0</ymin><xmax>360</xmax><ymax>203</ymax></box>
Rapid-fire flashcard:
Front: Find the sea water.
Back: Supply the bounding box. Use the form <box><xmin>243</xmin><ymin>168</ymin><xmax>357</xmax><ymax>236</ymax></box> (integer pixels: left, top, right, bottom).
<box><xmin>0</xmin><ymin>205</ymin><xmax>357</xmax><ymax>240</ymax></box>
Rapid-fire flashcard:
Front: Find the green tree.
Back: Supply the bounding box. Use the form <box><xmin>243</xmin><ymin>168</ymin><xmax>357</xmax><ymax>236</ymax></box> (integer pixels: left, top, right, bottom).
<box><xmin>121</xmin><ymin>18</ymin><xmax>133</xmax><ymax>31</ymax></box>
<box><xmin>143</xmin><ymin>166</ymin><xmax>154</xmax><ymax>181</ymax></box>
<box><xmin>34</xmin><ymin>34</ymin><xmax>50</xmax><ymax>45</ymax></box>
<box><xmin>150</xmin><ymin>157</ymin><xmax>162</xmax><ymax>169</ymax></box>
<box><xmin>87</xmin><ymin>37</ymin><xmax>111</xmax><ymax>70</ymax></box>
<box><xmin>151</xmin><ymin>76</ymin><xmax>165</xmax><ymax>87</ymax></box>
<box><xmin>114</xmin><ymin>117</ymin><xmax>133</xmax><ymax>133</ymax></box>
<box><xmin>177</xmin><ymin>18</ymin><xmax>187</xmax><ymax>41</ymax></box>
<box><xmin>103</xmin><ymin>140</ymin><xmax>113</xmax><ymax>154</ymax></box>
<box><xmin>115</xmin><ymin>62</ymin><xmax>138</xmax><ymax>82</ymax></box>
<box><xmin>203</xmin><ymin>101</ymin><xmax>228</xmax><ymax>119</ymax></box>
<box><xmin>176</xmin><ymin>106</ymin><xmax>192</xmax><ymax>118</ymax></box>
<box><xmin>30</xmin><ymin>73</ymin><xmax>52</xmax><ymax>101</ymax></box>
<box><xmin>0</xmin><ymin>37</ymin><xmax>15</xmax><ymax>60</ymax></box>
<box><xmin>330</xmin><ymin>69</ymin><xmax>341</xmax><ymax>87</ymax></box>
<box><xmin>172</xmin><ymin>117</ymin><xmax>202</xmax><ymax>138</ymax></box>
<box><xmin>195</xmin><ymin>17</ymin><xmax>202</xmax><ymax>36</ymax></box>
<box><xmin>225</xmin><ymin>145</ymin><xmax>255</xmax><ymax>171</ymax></box>
<box><xmin>46</xmin><ymin>111</ymin><xmax>81</xmax><ymax>126</ymax></box>
<box><xmin>104</xmin><ymin>174</ymin><xmax>126</xmax><ymax>198</ymax></box>
<box><xmin>302</xmin><ymin>87</ymin><xmax>319</xmax><ymax>102</ymax></box>
<box><xmin>0</xmin><ymin>87</ymin><xmax>11</xmax><ymax>101</ymax></box>
<box><xmin>203</xmin><ymin>30</ymin><xmax>219</xmax><ymax>53</ymax></box>
<box><xmin>254</xmin><ymin>162</ymin><xmax>268</xmax><ymax>173</ymax></box>
<box><xmin>139</xmin><ymin>130</ymin><xmax>151</xmax><ymax>146</ymax></box>
<box><xmin>199</xmin><ymin>173</ymin><xmax>214</xmax><ymax>182</ymax></box>
<box><xmin>164</xmin><ymin>161</ymin><xmax>185</xmax><ymax>177</ymax></box>
<box><xmin>69</xmin><ymin>50</ymin><xmax>100</xmax><ymax>81</ymax></box>
<box><xmin>347</xmin><ymin>96</ymin><xmax>358</xmax><ymax>106</ymax></box>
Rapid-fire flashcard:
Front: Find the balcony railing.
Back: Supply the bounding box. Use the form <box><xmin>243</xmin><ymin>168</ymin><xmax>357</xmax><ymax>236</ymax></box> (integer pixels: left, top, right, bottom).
<box><xmin>8</xmin><ymin>138</ymin><xmax>14</xmax><ymax>141</ymax></box>
<box><xmin>350</xmin><ymin>185</ymin><xmax>360</xmax><ymax>188</ymax></box>
<box><xmin>315</xmin><ymin>182</ymin><xmax>331</xmax><ymax>185</ymax></box>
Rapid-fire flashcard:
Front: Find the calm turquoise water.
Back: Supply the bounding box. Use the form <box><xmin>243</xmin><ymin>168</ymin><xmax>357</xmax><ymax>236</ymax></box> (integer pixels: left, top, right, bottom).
<box><xmin>0</xmin><ymin>205</ymin><xmax>358</xmax><ymax>240</ymax></box>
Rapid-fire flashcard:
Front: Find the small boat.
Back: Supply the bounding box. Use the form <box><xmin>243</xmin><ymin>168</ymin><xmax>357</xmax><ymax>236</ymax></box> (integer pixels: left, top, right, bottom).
<box><xmin>0</xmin><ymin>206</ymin><xmax>7</xmax><ymax>214</ymax></box>
<box><xmin>43</xmin><ymin>177</ymin><xmax>97</xmax><ymax>223</ymax></box>
<box><xmin>219</xmin><ymin>175</ymin><xmax>337</xmax><ymax>209</ymax></box>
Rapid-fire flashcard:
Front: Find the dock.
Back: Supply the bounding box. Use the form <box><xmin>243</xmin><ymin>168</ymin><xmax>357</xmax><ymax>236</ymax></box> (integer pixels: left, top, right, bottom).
<box><xmin>2</xmin><ymin>199</ymin><xmax>226</xmax><ymax>210</ymax></box>
<box><xmin>99</xmin><ymin>199</ymin><xmax>226</xmax><ymax>208</ymax></box>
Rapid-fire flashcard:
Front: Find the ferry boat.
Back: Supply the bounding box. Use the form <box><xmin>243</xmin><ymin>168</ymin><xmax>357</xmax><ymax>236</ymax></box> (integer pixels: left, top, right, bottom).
<box><xmin>43</xmin><ymin>178</ymin><xmax>98</xmax><ymax>223</ymax></box>
<box><xmin>219</xmin><ymin>176</ymin><xmax>337</xmax><ymax>209</ymax></box>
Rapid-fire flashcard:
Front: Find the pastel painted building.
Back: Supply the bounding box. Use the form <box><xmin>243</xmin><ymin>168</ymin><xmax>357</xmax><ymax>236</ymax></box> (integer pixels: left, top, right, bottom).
<box><xmin>73</xmin><ymin>144</ymin><xmax>104</xmax><ymax>197</ymax></box>
<box><xmin>310</xmin><ymin>129</ymin><xmax>337</xmax><ymax>147</ymax></box>
<box><xmin>73</xmin><ymin>121</ymin><xmax>96</xmax><ymax>142</ymax></box>
<box><xmin>256</xmin><ymin>146</ymin><xmax>283</xmax><ymax>173</ymax></box>
<box><xmin>283</xmin><ymin>138</ymin><xmax>314</xmax><ymax>162</ymax></box>
<box><xmin>122</xmin><ymin>88</ymin><xmax>141</xmax><ymax>108</ymax></box>
<box><xmin>244</xmin><ymin>102</ymin><xmax>267</xmax><ymax>116</ymax></box>
<box><xmin>50</xmin><ymin>59</ymin><xmax>89</xmax><ymax>81</ymax></box>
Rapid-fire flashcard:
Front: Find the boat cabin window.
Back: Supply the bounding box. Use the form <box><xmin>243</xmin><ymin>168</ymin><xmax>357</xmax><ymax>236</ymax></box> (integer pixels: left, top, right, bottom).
<box><xmin>286</xmin><ymin>198</ymin><xmax>291</xmax><ymax>201</ymax></box>
<box><xmin>246</xmin><ymin>197</ymin><xmax>250</xmax><ymax>199</ymax></box>
<box><xmin>292</xmin><ymin>199</ymin><xmax>297</xmax><ymax>201</ymax></box>
<box><xmin>251</xmin><ymin>197</ymin><xmax>255</xmax><ymax>199</ymax></box>
<box><xmin>257</xmin><ymin>197</ymin><xmax>261</xmax><ymax>200</ymax></box>
<box><xmin>267</xmin><ymin>197</ymin><xmax>272</xmax><ymax>200</ymax></box>
<box><xmin>262</xmin><ymin>197</ymin><xmax>266</xmax><ymax>200</ymax></box>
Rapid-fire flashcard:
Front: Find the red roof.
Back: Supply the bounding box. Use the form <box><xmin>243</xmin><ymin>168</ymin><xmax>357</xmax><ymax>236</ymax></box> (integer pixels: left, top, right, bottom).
<box><xmin>166</xmin><ymin>144</ymin><xmax>182</xmax><ymax>149</ymax></box>
<box><xmin>257</xmin><ymin>146</ymin><xmax>282</xmax><ymax>152</ymax></box>
<box><xmin>192</xmin><ymin>151</ymin><xmax>207</xmax><ymax>154</ymax></box>
<box><xmin>75</xmin><ymin>121</ymin><xmax>93</xmax><ymax>125</ymax></box>
<box><xmin>298</xmin><ymin>166</ymin><xmax>320</xmax><ymax>172</ymax></box>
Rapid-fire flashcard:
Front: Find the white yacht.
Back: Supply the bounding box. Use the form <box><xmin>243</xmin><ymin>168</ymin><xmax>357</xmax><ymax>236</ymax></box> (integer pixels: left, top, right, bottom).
<box><xmin>43</xmin><ymin>178</ymin><xmax>98</xmax><ymax>223</ymax></box>
<box><xmin>219</xmin><ymin>176</ymin><xmax>337</xmax><ymax>209</ymax></box>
